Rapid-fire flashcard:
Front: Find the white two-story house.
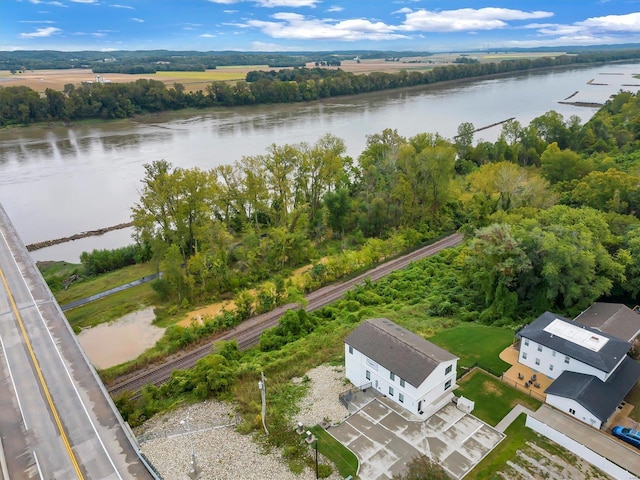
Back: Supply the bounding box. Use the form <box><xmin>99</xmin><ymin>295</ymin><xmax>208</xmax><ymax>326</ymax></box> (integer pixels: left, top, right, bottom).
<box><xmin>344</xmin><ymin>318</ymin><xmax>458</xmax><ymax>418</ymax></box>
<box><xmin>517</xmin><ymin>311</ymin><xmax>640</xmax><ymax>428</ymax></box>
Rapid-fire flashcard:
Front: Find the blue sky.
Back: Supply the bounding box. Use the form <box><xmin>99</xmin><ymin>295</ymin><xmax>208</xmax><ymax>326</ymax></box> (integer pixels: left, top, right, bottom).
<box><xmin>2</xmin><ymin>0</ymin><xmax>640</xmax><ymax>52</ymax></box>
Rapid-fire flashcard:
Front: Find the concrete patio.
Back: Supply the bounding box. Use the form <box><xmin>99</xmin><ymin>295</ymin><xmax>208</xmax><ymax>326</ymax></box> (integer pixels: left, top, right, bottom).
<box><xmin>328</xmin><ymin>397</ymin><xmax>504</xmax><ymax>480</ymax></box>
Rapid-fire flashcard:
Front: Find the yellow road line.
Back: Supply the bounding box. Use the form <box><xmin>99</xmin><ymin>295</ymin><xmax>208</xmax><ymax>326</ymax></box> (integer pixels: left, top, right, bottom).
<box><xmin>0</xmin><ymin>266</ymin><xmax>84</xmax><ymax>480</ymax></box>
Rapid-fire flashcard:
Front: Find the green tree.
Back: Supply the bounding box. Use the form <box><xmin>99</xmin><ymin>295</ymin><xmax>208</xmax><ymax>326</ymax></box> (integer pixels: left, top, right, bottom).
<box><xmin>515</xmin><ymin>206</ymin><xmax>625</xmax><ymax>312</ymax></box>
<box><xmin>540</xmin><ymin>142</ymin><xmax>594</xmax><ymax>184</ymax></box>
<box><xmin>570</xmin><ymin>168</ymin><xmax>640</xmax><ymax>214</ymax></box>
<box><xmin>162</xmin><ymin>244</ymin><xmax>187</xmax><ymax>302</ymax></box>
<box><xmin>454</xmin><ymin>121</ymin><xmax>475</xmax><ymax>165</ymax></box>
<box><xmin>462</xmin><ymin>224</ymin><xmax>531</xmax><ymax>322</ymax></box>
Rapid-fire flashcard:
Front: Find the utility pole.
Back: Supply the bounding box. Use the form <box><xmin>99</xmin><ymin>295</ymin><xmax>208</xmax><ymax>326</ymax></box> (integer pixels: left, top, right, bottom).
<box><xmin>259</xmin><ymin>371</ymin><xmax>269</xmax><ymax>435</ymax></box>
<box><xmin>181</xmin><ymin>415</ymin><xmax>200</xmax><ymax>479</ymax></box>
<box><xmin>315</xmin><ymin>439</ymin><xmax>319</xmax><ymax>479</ymax></box>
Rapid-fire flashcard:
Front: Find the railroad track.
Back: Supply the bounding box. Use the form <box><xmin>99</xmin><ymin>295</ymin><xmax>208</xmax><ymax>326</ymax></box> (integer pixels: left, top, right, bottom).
<box><xmin>107</xmin><ymin>233</ymin><xmax>463</xmax><ymax>398</ymax></box>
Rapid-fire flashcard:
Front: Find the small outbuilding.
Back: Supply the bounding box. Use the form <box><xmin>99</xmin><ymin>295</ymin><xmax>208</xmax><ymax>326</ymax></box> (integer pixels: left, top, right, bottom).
<box><xmin>344</xmin><ymin>318</ymin><xmax>458</xmax><ymax>418</ymax></box>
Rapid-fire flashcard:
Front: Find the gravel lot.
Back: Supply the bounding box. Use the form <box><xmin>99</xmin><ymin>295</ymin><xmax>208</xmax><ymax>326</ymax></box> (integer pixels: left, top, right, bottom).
<box><xmin>136</xmin><ymin>365</ymin><xmax>351</xmax><ymax>480</ymax></box>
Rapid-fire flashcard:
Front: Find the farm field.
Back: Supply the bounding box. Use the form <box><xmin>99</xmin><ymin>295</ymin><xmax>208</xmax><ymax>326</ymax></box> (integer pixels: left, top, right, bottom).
<box><xmin>0</xmin><ymin>51</ymin><xmax>568</xmax><ymax>93</ymax></box>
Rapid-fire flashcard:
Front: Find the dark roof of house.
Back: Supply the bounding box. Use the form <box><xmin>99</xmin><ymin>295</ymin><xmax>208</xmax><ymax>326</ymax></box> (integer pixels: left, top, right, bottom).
<box><xmin>518</xmin><ymin>312</ymin><xmax>631</xmax><ymax>373</ymax></box>
<box><xmin>545</xmin><ymin>356</ymin><xmax>640</xmax><ymax>422</ymax></box>
<box><xmin>573</xmin><ymin>302</ymin><xmax>640</xmax><ymax>342</ymax></box>
<box><xmin>344</xmin><ymin>318</ymin><xmax>458</xmax><ymax>388</ymax></box>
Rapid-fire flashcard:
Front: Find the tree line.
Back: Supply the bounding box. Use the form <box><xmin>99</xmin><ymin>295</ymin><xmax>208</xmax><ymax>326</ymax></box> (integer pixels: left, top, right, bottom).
<box><xmin>128</xmin><ymin>89</ymin><xmax>640</xmax><ymax>323</ymax></box>
<box><xmin>3</xmin><ymin>49</ymin><xmax>640</xmax><ymax>126</ymax></box>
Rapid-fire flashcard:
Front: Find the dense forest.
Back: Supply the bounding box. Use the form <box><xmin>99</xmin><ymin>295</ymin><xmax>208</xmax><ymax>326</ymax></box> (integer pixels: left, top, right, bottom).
<box><xmin>2</xmin><ymin>49</ymin><xmax>640</xmax><ymax>126</ymax></box>
<box><xmin>128</xmin><ymin>89</ymin><xmax>640</xmax><ymax>323</ymax></box>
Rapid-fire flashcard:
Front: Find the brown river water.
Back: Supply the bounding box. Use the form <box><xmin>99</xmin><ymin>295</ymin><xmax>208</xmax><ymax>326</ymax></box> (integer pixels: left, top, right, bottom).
<box><xmin>2</xmin><ymin>63</ymin><xmax>639</xmax><ymax>263</ymax></box>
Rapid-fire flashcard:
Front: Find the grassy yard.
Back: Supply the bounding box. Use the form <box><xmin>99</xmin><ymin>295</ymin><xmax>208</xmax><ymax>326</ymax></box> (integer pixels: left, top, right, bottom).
<box><xmin>625</xmin><ymin>382</ymin><xmax>640</xmax><ymax>422</ymax></box>
<box><xmin>429</xmin><ymin>324</ymin><xmax>513</xmax><ymax>374</ymax></box>
<box><xmin>309</xmin><ymin>426</ymin><xmax>358</xmax><ymax>478</ymax></box>
<box><xmin>455</xmin><ymin>369</ymin><xmax>541</xmax><ymax>426</ymax></box>
<box><xmin>64</xmin><ymin>282</ymin><xmax>158</xmax><ymax>331</ymax></box>
<box><xmin>53</xmin><ymin>262</ymin><xmax>157</xmax><ymax>305</ymax></box>
<box><xmin>466</xmin><ymin>414</ymin><xmax>533</xmax><ymax>479</ymax></box>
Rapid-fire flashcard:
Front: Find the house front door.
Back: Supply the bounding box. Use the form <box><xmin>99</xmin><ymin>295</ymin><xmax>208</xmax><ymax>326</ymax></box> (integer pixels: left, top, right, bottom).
<box><xmin>375</xmin><ymin>380</ymin><xmax>379</xmax><ymax>389</ymax></box>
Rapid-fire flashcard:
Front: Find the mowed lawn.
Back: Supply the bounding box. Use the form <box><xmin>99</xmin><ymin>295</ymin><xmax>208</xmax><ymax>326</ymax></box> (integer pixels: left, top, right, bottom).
<box><xmin>429</xmin><ymin>324</ymin><xmax>513</xmax><ymax>374</ymax></box>
<box><xmin>455</xmin><ymin>370</ymin><xmax>541</xmax><ymax>426</ymax></box>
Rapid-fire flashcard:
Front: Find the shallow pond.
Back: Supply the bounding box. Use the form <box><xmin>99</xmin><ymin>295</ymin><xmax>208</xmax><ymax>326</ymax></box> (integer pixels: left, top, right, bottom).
<box><xmin>77</xmin><ymin>307</ymin><xmax>164</xmax><ymax>369</ymax></box>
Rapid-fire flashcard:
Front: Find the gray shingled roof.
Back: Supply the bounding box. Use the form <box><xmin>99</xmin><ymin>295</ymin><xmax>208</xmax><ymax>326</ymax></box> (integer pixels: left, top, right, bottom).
<box><xmin>344</xmin><ymin>318</ymin><xmax>458</xmax><ymax>388</ymax></box>
<box><xmin>545</xmin><ymin>356</ymin><xmax>640</xmax><ymax>422</ymax></box>
<box><xmin>518</xmin><ymin>312</ymin><xmax>631</xmax><ymax>373</ymax></box>
<box><xmin>574</xmin><ymin>302</ymin><xmax>640</xmax><ymax>342</ymax></box>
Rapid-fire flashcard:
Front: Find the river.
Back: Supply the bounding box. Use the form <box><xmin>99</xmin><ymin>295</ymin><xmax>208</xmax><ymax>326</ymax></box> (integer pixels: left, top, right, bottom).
<box><xmin>1</xmin><ymin>62</ymin><xmax>639</xmax><ymax>263</ymax></box>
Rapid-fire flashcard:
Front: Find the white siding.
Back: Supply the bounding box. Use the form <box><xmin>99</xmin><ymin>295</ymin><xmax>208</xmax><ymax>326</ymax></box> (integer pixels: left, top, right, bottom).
<box><xmin>344</xmin><ymin>344</ymin><xmax>457</xmax><ymax>415</ymax></box>
<box><xmin>545</xmin><ymin>394</ymin><xmax>602</xmax><ymax>429</ymax></box>
<box><xmin>518</xmin><ymin>338</ymin><xmax>608</xmax><ymax>380</ymax></box>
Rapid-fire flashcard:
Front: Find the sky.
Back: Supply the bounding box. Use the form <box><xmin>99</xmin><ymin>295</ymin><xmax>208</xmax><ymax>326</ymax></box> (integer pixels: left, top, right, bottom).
<box><xmin>2</xmin><ymin>0</ymin><xmax>640</xmax><ymax>52</ymax></box>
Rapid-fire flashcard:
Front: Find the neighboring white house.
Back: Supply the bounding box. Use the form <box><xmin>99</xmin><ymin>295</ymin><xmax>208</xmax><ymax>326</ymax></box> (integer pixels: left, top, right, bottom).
<box><xmin>517</xmin><ymin>310</ymin><xmax>640</xmax><ymax>429</ymax></box>
<box><xmin>344</xmin><ymin>318</ymin><xmax>458</xmax><ymax>418</ymax></box>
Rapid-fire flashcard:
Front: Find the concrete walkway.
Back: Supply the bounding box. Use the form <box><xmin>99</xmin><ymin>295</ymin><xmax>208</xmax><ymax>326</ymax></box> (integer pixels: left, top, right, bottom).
<box><xmin>494</xmin><ymin>404</ymin><xmax>536</xmax><ymax>433</ymax></box>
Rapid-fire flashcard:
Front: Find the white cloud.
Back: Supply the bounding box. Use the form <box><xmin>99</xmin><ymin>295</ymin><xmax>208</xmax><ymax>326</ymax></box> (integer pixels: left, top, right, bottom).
<box><xmin>523</xmin><ymin>12</ymin><xmax>640</xmax><ymax>46</ymax></box>
<box><xmin>70</xmin><ymin>0</ymin><xmax>98</xmax><ymax>3</ymax></box>
<box><xmin>130</xmin><ymin>17</ymin><xmax>144</xmax><ymax>23</ymax></box>
<box><xmin>326</xmin><ymin>6</ymin><xmax>343</xmax><ymax>13</ymax></box>
<box><xmin>20</xmin><ymin>20</ymin><xmax>55</xmax><ymax>23</ymax></box>
<box><xmin>400</xmin><ymin>8</ymin><xmax>554</xmax><ymax>32</ymax></box>
<box><xmin>110</xmin><ymin>4</ymin><xmax>134</xmax><ymax>9</ymax></box>
<box><xmin>577</xmin><ymin>12</ymin><xmax>640</xmax><ymax>32</ymax></box>
<box><xmin>223</xmin><ymin>9</ymin><xmax>238</xmax><ymax>13</ymax></box>
<box><xmin>251</xmin><ymin>40</ymin><xmax>303</xmax><ymax>51</ymax></box>
<box><xmin>28</xmin><ymin>0</ymin><xmax>67</xmax><ymax>5</ymax></box>
<box><xmin>208</xmin><ymin>0</ymin><xmax>318</xmax><ymax>5</ymax></box>
<box><xmin>255</xmin><ymin>0</ymin><xmax>319</xmax><ymax>6</ymax></box>
<box><xmin>19</xmin><ymin>26</ymin><xmax>61</xmax><ymax>37</ymax></box>
<box><xmin>200</xmin><ymin>33</ymin><xmax>215</xmax><ymax>37</ymax></box>
<box><xmin>245</xmin><ymin>12</ymin><xmax>408</xmax><ymax>41</ymax></box>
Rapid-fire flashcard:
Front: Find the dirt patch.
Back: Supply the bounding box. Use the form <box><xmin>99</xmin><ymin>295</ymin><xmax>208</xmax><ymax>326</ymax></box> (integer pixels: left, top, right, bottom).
<box><xmin>483</xmin><ymin>380</ymin><xmax>503</xmax><ymax>396</ymax></box>
<box><xmin>178</xmin><ymin>300</ymin><xmax>237</xmax><ymax>327</ymax></box>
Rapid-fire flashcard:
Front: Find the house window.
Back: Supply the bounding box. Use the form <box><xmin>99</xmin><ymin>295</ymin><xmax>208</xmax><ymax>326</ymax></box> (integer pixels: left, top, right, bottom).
<box><xmin>389</xmin><ymin>386</ymin><xmax>394</xmax><ymax>396</ymax></box>
<box><xmin>524</xmin><ymin>339</ymin><xmax>529</xmax><ymax>346</ymax></box>
<box><xmin>399</xmin><ymin>393</ymin><xmax>404</xmax><ymax>403</ymax></box>
<box><xmin>348</xmin><ymin>345</ymin><xmax>353</xmax><ymax>354</ymax></box>
<box><xmin>552</xmin><ymin>350</ymin><xmax>556</xmax><ymax>357</ymax></box>
<box><xmin>569</xmin><ymin>408</ymin><xmax>576</xmax><ymax>415</ymax></box>
<box><xmin>445</xmin><ymin>365</ymin><xmax>452</xmax><ymax>375</ymax></box>
<box><xmin>537</xmin><ymin>345</ymin><xmax>543</xmax><ymax>352</ymax></box>
<box><xmin>564</xmin><ymin>356</ymin><xmax>570</xmax><ymax>364</ymax></box>
<box><xmin>366</xmin><ymin>370</ymin><xmax>370</xmax><ymax>380</ymax></box>
<box><xmin>444</xmin><ymin>379</ymin><xmax>452</xmax><ymax>390</ymax></box>
<box><xmin>535</xmin><ymin>358</ymin><xmax>540</xmax><ymax>366</ymax></box>
<box><xmin>522</xmin><ymin>352</ymin><xmax>528</xmax><ymax>360</ymax></box>
<box><xmin>549</xmin><ymin>364</ymin><xmax>554</xmax><ymax>371</ymax></box>
<box><xmin>400</xmin><ymin>379</ymin><xmax>405</xmax><ymax>388</ymax></box>
<box><xmin>390</xmin><ymin>372</ymin><xmax>395</xmax><ymax>381</ymax></box>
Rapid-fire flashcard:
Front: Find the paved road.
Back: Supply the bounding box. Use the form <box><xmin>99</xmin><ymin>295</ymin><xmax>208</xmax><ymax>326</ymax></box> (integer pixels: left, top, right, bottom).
<box><xmin>0</xmin><ymin>204</ymin><xmax>155</xmax><ymax>480</ymax></box>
